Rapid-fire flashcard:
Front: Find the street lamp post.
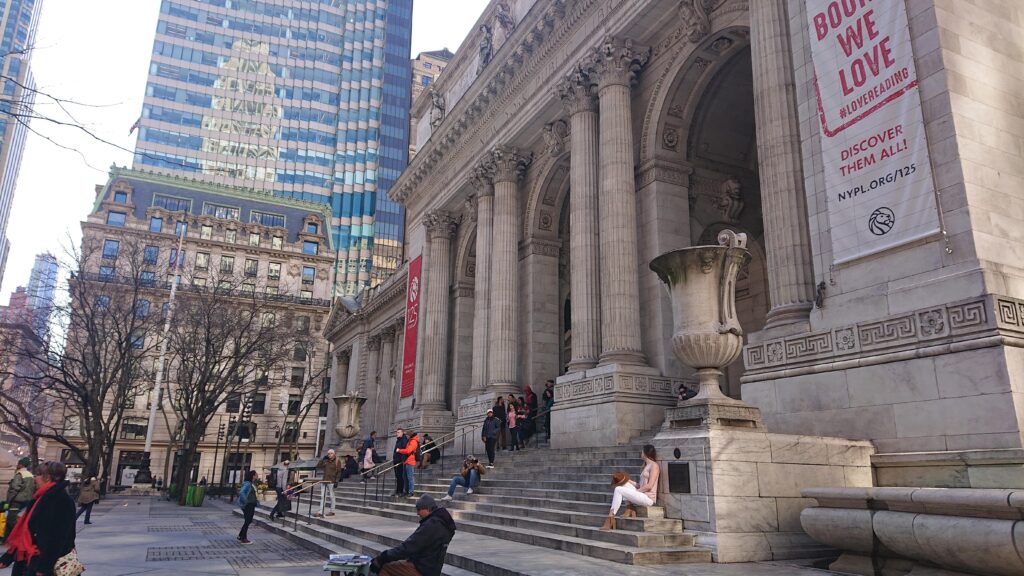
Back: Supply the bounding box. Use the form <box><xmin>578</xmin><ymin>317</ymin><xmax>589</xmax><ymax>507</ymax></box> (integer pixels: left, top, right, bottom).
<box><xmin>134</xmin><ymin>224</ymin><xmax>186</xmax><ymax>486</ymax></box>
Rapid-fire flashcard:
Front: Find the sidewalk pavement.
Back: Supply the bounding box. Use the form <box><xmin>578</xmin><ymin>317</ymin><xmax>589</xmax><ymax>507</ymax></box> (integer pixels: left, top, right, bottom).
<box><xmin>0</xmin><ymin>495</ymin><xmax>347</xmax><ymax>576</ymax></box>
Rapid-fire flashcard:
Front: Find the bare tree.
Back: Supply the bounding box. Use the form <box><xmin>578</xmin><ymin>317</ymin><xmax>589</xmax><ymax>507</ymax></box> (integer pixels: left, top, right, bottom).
<box><xmin>272</xmin><ymin>343</ymin><xmax>330</xmax><ymax>462</ymax></box>
<box><xmin>0</xmin><ymin>322</ymin><xmax>49</xmax><ymax>465</ymax></box>
<box><xmin>17</xmin><ymin>237</ymin><xmax>163</xmax><ymax>488</ymax></box>
<box><xmin>162</xmin><ymin>270</ymin><xmax>297</xmax><ymax>505</ymax></box>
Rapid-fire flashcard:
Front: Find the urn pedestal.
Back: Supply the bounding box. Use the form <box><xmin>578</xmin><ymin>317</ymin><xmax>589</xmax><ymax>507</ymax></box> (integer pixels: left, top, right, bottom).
<box><xmin>332</xmin><ymin>395</ymin><xmax>366</xmax><ymax>443</ymax></box>
<box><xmin>649</xmin><ymin>231</ymin><xmax>873</xmax><ymax>563</ymax></box>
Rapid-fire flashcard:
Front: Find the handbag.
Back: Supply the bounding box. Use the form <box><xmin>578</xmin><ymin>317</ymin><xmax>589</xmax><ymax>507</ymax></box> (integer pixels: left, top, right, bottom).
<box><xmin>54</xmin><ymin>548</ymin><xmax>86</xmax><ymax>576</ymax></box>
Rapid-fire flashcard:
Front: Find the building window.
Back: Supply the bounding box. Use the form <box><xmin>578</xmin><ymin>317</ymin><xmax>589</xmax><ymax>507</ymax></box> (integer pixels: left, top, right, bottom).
<box><xmin>265</xmin><ymin>286</ymin><xmax>278</xmax><ymax>295</ymax></box>
<box><xmin>241</xmin><ymin>283</ymin><xmax>255</xmax><ymax>294</ymax></box>
<box><xmin>244</xmin><ymin>258</ymin><xmax>258</xmax><ymax>277</ymax></box>
<box><xmin>268</xmin><ymin>262</ymin><xmax>281</xmax><ymax>280</ymax></box>
<box><xmin>287</xmin><ymin>394</ymin><xmax>301</xmax><ymax>415</ymax></box>
<box><xmin>150</xmin><ymin>217</ymin><xmax>163</xmax><ymax>233</ymax></box>
<box><xmin>102</xmin><ymin>239</ymin><xmax>120</xmax><ymax>259</ymax></box>
<box><xmin>220</xmin><ymin>256</ymin><xmax>234</xmax><ymax>274</ymax></box>
<box><xmin>423</xmin><ymin>62</ymin><xmax>432</xmax><ymax>69</ymax></box>
<box><xmin>106</xmin><ymin>211</ymin><xmax>126</xmax><ymax>227</ymax></box>
<box><xmin>293</xmin><ymin>343</ymin><xmax>307</xmax><ymax>361</ymax></box>
<box><xmin>202</xmin><ymin>203</ymin><xmax>239</xmax><ymax>220</ymax></box>
<box><xmin>96</xmin><ymin>295</ymin><xmax>111</xmax><ymax>310</ymax></box>
<box><xmin>306</xmin><ymin>222</ymin><xmax>318</xmax><ymax>234</ymax></box>
<box><xmin>295</xmin><ymin>316</ymin><xmax>310</xmax><ymax>333</ymax></box>
<box><xmin>251</xmin><ymin>393</ymin><xmax>266</xmax><ymax>415</ymax></box>
<box><xmin>302</xmin><ymin>241</ymin><xmax>318</xmax><ymax>255</ymax></box>
<box><xmin>143</xmin><ymin>245</ymin><xmax>158</xmax><ymax>264</ymax></box>
<box><xmin>300</xmin><ymin>290</ymin><xmax>313</xmax><ymax>301</ymax></box>
<box><xmin>140</xmin><ymin>271</ymin><xmax>156</xmax><ymax>286</ymax></box>
<box><xmin>261</xmin><ymin>312</ymin><xmax>275</xmax><ymax>327</ymax></box>
<box><xmin>225</xmin><ymin>393</ymin><xmax>240</xmax><ymax>413</ymax></box>
<box><xmin>271</xmin><ymin>236</ymin><xmax>283</xmax><ymax>249</ymax></box>
<box><xmin>169</xmin><ymin>248</ymin><xmax>184</xmax><ymax>267</ymax></box>
<box><xmin>421</xmin><ymin>75</ymin><xmax>431</xmax><ymax>86</ymax></box>
<box><xmin>130</xmin><ymin>330</ymin><xmax>145</xmax><ymax>349</ymax></box>
<box><xmin>301</xmin><ymin>266</ymin><xmax>315</xmax><ymax>285</ymax></box>
<box><xmin>153</xmin><ymin>194</ymin><xmax>191</xmax><ymax>212</ymax></box>
<box><xmin>290</xmin><ymin>367</ymin><xmax>305</xmax><ymax>387</ymax></box>
<box><xmin>120</xmin><ymin>417</ymin><xmax>148</xmax><ymax>440</ymax></box>
<box><xmin>175</xmin><ymin>221</ymin><xmax>188</xmax><ymax>237</ymax></box>
<box><xmin>282</xmin><ymin>422</ymin><xmax>299</xmax><ymax>443</ymax></box>
<box><xmin>225</xmin><ymin>229</ymin><xmax>236</xmax><ymax>243</ymax></box>
<box><xmin>195</xmin><ymin>252</ymin><xmax>209</xmax><ymax>270</ymax></box>
<box><xmin>113</xmin><ymin>191</ymin><xmax>128</xmax><ymax>204</ymax></box>
<box><xmin>248</xmin><ymin>232</ymin><xmax>260</xmax><ymax>247</ymax></box>
<box><xmin>193</xmin><ymin>277</ymin><xmax>207</xmax><ymax>287</ymax></box>
<box><xmin>251</xmin><ymin>210</ymin><xmax>285</xmax><ymax>228</ymax></box>
<box><xmin>200</xmin><ymin>225</ymin><xmax>213</xmax><ymax>239</ymax></box>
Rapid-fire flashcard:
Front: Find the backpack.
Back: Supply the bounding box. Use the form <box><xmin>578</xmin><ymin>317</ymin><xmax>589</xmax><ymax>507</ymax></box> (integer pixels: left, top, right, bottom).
<box><xmin>266</xmin><ymin>470</ymin><xmax>277</xmax><ymax>490</ymax></box>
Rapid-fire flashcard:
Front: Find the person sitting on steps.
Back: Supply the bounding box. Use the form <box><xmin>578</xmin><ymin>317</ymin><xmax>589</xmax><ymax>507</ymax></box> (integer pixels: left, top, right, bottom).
<box><xmin>601</xmin><ymin>444</ymin><xmax>660</xmax><ymax>531</ymax></box>
<box><xmin>440</xmin><ymin>456</ymin><xmax>486</xmax><ymax>501</ymax></box>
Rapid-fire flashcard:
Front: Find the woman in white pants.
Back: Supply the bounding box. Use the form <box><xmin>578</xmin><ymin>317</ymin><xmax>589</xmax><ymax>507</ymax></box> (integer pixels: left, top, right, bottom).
<box><xmin>601</xmin><ymin>444</ymin><xmax>660</xmax><ymax>530</ymax></box>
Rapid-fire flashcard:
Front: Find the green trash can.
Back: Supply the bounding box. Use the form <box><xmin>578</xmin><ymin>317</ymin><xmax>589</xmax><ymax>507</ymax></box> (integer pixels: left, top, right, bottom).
<box><xmin>184</xmin><ymin>484</ymin><xmax>196</xmax><ymax>506</ymax></box>
<box><xmin>192</xmin><ymin>485</ymin><xmax>206</xmax><ymax>507</ymax></box>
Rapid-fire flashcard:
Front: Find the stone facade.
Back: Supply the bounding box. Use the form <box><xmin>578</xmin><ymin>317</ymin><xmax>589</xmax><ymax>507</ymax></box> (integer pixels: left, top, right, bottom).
<box><xmin>328</xmin><ymin>0</ymin><xmax>1024</xmax><ymax>461</ymax></box>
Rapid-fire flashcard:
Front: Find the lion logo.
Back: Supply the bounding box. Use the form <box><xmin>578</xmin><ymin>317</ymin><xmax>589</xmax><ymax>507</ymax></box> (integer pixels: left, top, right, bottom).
<box><xmin>868</xmin><ymin>207</ymin><xmax>895</xmax><ymax>236</ymax></box>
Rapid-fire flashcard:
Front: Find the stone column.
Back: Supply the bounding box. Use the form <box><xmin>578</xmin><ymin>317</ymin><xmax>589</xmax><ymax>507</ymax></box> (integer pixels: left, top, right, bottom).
<box><xmin>487</xmin><ymin>146</ymin><xmax>531</xmax><ymax>395</ymax></box>
<box><xmin>336</xmin><ymin>348</ymin><xmax>352</xmax><ymax>395</ymax></box>
<box><xmin>375</xmin><ymin>327</ymin><xmax>396</xmax><ymax>435</ymax></box>
<box><xmin>420</xmin><ymin>210</ymin><xmax>459</xmax><ymax>409</ymax></box>
<box><xmin>750</xmin><ymin>0</ymin><xmax>815</xmax><ymax>328</ymax></box>
<box><xmin>469</xmin><ymin>161</ymin><xmax>495</xmax><ymax>391</ymax></box>
<box><xmin>588</xmin><ymin>36</ymin><xmax>649</xmax><ymax>366</ymax></box>
<box><xmin>363</xmin><ymin>334</ymin><xmax>381</xmax><ymax>397</ymax></box>
<box><xmin>557</xmin><ymin>67</ymin><xmax>602</xmax><ymax>371</ymax></box>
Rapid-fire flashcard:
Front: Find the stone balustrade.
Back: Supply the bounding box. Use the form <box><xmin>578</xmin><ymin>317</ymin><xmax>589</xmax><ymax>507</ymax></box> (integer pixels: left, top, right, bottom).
<box><xmin>801</xmin><ymin>486</ymin><xmax>1024</xmax><ymax>576</ymax></box>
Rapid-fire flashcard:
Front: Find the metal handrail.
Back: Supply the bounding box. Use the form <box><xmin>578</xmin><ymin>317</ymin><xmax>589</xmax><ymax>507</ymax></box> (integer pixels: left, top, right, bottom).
<box><xmin>362</xmin><ymin>426</ymin><xmax>479</xmax><ymax>505</ymax></box>
<box><xmin>289</xmin><ymin>479</ymin><xmax>329</xmax><ymax>531</ymax></box>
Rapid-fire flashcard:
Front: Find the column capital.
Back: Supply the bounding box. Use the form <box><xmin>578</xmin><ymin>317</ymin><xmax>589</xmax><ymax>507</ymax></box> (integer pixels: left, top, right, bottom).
<box><xmin>336</xmin><ymin>348</ymin><xmax>351</xmax><ymax>363</ymax></box>
<box><xmin>394</xmin><ymin>315</ymin><xmax>405</xmax><ymax>331</ymax></box>
<box><xmin>555</xmin><ymin>65</ymin><xmax>597</xmax><ymax>116</ymax></box>
<box><xmin>380</xmin><ymin>324</ymin><xmax>397</xmax><ymax>340</ymax></box>
<box><xmin>424</xmin><ymin>210</ymin><xmax>459</xmax><ymax>240</ymax></box>
<box><xmin>367</xmin><ymin>334</ymin><xmax>382</xmax><ymax>351</ymax></box>
<box><xmin>470</xmin><ymin>158</ymin><xmax>495</xmax><ymax>197</ymax></box>
<box><xmin>490</xmin><ymin>145</ymin><xmax>532</xmax><ymax>183</ymax></box>
<box><xmin>586</xmin><ymin>36</ymin><xmax>650</xmax><ymax>89</ymax></box>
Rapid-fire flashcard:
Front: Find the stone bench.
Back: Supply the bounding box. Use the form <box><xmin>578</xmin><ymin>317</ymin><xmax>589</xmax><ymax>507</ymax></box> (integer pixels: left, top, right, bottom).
<box><xmin>800</xmin><ymin>487</ymin><xmax>1024</xmax><ymax>576</ymax></box>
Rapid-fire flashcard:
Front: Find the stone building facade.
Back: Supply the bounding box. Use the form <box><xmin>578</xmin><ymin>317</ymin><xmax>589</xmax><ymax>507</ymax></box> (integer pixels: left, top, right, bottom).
<box><xmin>327</xmin><ymin>0</ymin><xmax>1024</xmax><ymax>457</ymax></box>
<box><xmin>45</xmin><ymin>167</ymin><xmax>334</xmax><ymax>487</ymax></box>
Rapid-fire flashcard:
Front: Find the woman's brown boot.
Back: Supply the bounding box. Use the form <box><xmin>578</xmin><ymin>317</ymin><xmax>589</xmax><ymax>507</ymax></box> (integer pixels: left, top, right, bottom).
<box><xmin>624</xmin><ymin>504</ymin><xmax>637</xmax><ymax>518</ymax></box>
<box><xmin>600</xmin><ymin>514</ymin><xmax>616</xmax><ymax>531</ymax></box>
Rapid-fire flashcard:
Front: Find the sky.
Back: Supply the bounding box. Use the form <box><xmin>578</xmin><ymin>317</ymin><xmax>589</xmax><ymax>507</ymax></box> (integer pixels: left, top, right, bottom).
<box><xmin>0</xmin><ymin>0</ymin><xmax>487</xmax><ymax>302</ymax></box>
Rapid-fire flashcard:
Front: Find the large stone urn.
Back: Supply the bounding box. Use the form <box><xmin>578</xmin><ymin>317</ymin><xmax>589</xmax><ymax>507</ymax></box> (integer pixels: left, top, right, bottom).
<box><xmin>649</xmin><ymin>229</ymin><xmax>762</xmax><ymax>428</ymax></box>
<box><xmin>332</xmin><ymin>394</ymin><xmax>366</xmax><ymax>440</ymax></box>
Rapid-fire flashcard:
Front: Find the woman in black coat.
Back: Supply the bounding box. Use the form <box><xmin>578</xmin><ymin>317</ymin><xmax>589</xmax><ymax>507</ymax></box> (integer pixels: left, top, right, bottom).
<box><xmin>0</xmin><ymin>461</ymin><xmax>77</xmax><ymax>576</ymax></box>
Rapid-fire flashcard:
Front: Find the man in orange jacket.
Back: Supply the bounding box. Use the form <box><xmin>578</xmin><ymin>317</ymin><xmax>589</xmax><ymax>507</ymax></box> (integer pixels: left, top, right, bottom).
<box><xmin>397</xmin><ymin>431</ymin><xmax>419</xmax><ymax>497</ymax></box>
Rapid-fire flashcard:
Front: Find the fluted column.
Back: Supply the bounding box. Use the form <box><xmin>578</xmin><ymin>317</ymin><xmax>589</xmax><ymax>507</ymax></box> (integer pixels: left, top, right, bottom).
<box><xmin>420</xmin><ymin>210</ymin><xmax>459</xmax><ymax>408</ymax></box>
<box><xmin>336</xmin><ymin>349</ymin><xmax>352</xmax><ymax>395</ymax></box>
<box><xmin>487</xmin><ymin>146</ymin><xmax>531</xmax><ymax>395</ymax></box>
<box><xmin>469</xmin><ymin>161</ymin><xmax>495</xmax><ymax>392</ymax></box>
<box><xmin>374</xmin><ymin>327</ymin><xmax>396</xmax><ymax>434</ymax></box>
<box><xmin>363</xmin><ymin>334</ymin><xmax>381</xmax><ymax>397</ymax></box>
<box><xmin>588</xmin><ymin>37</ymin><xmax>649</xmax><ymax>366</ymax></box>
<box><xmin>750</xmin><ymin>0</ymin><xmax>815</xmax><ymax>327</ymax></box>
<box><xmin>557</xmin><ymin>67</ymin><xmax>602</xmax><ymax>371</ymax></box>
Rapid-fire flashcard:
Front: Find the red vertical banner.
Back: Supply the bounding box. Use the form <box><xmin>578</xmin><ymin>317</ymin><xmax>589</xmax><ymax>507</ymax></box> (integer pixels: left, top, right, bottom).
<box><xmin>400</xmin><ymin>256</ymin><xmax>422</xmax><ymax>398</ymax></box>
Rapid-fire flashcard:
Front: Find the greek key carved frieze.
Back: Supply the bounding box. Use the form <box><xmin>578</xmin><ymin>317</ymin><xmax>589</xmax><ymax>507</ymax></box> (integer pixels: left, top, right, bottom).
<box><xmin>858</xmin><ymin>316</ymin><xmax>916</xmax><ymax>349</ymax></box>
<box><xmin>554</xmin><ymin>372</ymin><xmax>678</xmax><ymax>402</ymax></box>
<box><xmin>996</xmin><ymin>298</ymin><xmax>1024</xmax><ymax>333</ymax></box>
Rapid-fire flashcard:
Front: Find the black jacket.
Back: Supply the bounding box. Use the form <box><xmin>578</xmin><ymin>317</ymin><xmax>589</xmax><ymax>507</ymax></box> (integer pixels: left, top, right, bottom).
<box><xmin>376</xmin><ymin>507</ymin><xmax>456</xmax><ymax>576</ymax></box>
<box><xmin>481</xmin><ymin>416</ymin><xmax>500</xmax><ymax>439</ymax></box>
<box><xmin>0</xmin><ymin>480</ymin><xmax>76</xmax><ymax>574</ymax></box>
<box><xmin>392</xmin><ymin>435</ymin><xmax>408</xmax><ymax>463</ymax></box>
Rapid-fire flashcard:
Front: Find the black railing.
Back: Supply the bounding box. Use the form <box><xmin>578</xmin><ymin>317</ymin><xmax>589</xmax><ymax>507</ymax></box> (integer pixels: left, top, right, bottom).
<box><xmin>75</xmin><ymin>272</ymin><xmax>331</xmax><ymax>307</ymax></box>
<box><xmin>361</xmin><ymin>426</ymin><xmax>481</xmax><ymax>505</ymax></box>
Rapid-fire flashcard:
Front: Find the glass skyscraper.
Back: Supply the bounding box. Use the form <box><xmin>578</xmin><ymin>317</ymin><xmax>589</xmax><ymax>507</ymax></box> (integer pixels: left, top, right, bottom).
<box><xmin>133</xmin><ymin>0</ymin><xmax>412</xmax><ymax>295</ymax></box>
<box><xmin>0</xmin><ymin>0</ymin><xmax>43</xmax><ymax>287</ymax></box>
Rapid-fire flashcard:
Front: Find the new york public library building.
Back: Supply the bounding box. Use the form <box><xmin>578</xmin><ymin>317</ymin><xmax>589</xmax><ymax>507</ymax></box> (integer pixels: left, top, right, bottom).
<box><xmin>324</xmin><ymin>0</ymin><xmax>1024</xmax><ymax>571</ymax></box>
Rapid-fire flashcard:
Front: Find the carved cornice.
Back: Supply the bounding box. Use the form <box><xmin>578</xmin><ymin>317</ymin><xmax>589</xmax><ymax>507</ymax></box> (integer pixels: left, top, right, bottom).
<box><xmin>586</xmin><ymin>36</ymin><xmax>650</xmax><ymax>89</ymax></box>
<box><xmin>367</xmin><ymin>334</ymin><xmax>382</xmax><ymax>351</ymax></box>
<box><xmin>555</xmin><ymin>65</ymin><xmax>597</xmax><ymax>116</ymax></box>
<box><xmin>636</xmin><ymin>159</ymin><xmax>693</xmax><ymax>188</ymax></box>
<box><xmin>491</xmin><ymin>146</ymin><xmax>532</xmax><ymax>183</ymax></box>
<box><xmin>423</xmin><ymin>210</ymin><xmax>460</xmax><ymax>240</ymax></box>
<box><xmin>520</xmin><ymin>237</ymin><xmax>561</xmax><ymax>259</ymax></box>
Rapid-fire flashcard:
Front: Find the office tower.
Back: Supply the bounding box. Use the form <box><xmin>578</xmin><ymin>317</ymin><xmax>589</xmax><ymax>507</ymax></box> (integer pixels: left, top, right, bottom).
<box><xmin>132</xmin><ymin>0</ymin><xmax>413</xmax><ymax>295</ymax></box>
<box><xmin>0</xmin><ymin>0</ymin><xmax>44</xmax><ymax>286</ymax></box>
<box><xmin>25</xmin><ymin>250</ymin><xmax>55</xmax><ymax>339</ymax></box>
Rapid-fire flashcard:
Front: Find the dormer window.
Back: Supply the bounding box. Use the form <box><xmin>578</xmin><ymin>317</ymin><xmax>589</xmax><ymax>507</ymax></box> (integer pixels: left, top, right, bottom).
<box><xmin>306</xmin><ymin>222</ymin><xmax>318</xmax><ymax>235</ymax></box>
<box><xmin>113</xmin><ymin>191</ymin><xmax>128</xmax><ymax>204</ymax></box>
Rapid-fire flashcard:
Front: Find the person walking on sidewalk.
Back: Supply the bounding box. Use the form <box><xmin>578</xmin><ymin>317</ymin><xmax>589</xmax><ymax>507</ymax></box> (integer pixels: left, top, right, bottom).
<box><xmin>392</xmin><ymin>428</ymin><xmax>408</xmax><ymax>497</ymax></box>
<box><xmin>481</xmin><ymin>409</ymin><xmax>500</xmax><ymax>468</ymax></box>
<box><xmin>236</xmin><ymin>470</ymin><xmax>259</xmax><ymax>544</ymax></box>
<box><xmin>0</xmin><ymin>461</ymin><xmax>76</xmax><ymax>576</ymax></box>
<box><xmin>361</xmin><ymin>443</ymin><xmax>377</xmax><ymax>482</ymax></box>
<box><xmin>76</xmin><ymin>474</ymin><xmax>100</xmax><ymax>524</ymax></box>
<box><xmin>4</xmin><ymin>457</ymin><xmax>33</xmax><ymax>539</ymax></box>
<box><xmin>370</xmin><ymin>494</ymin><xmax>456</xmax><ymax>576</ymax></box>
<box><xmin>315</xmin><ymin>450</ymin><xmax>341</xmax><ymax>517</ymax></box>
<box><xmin>397</xmin><ymin>431</ymin><xmax>419</xmax><ymax>497</ymax></box>
<box><xmin>441</xmin><ymin>456</ymin><xmax>485</xmax><ymax>501</ymax></box>
<box><xmin>269</xmin><ymin>460</ymin><xmax>290</xmax><ymax>521</ymax></box>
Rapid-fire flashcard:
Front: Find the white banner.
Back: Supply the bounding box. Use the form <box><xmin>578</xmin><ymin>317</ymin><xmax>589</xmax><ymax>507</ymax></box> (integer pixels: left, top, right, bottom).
<box><xmin>806</xmin><ymin>0</ymin><xmax>940</xmax><ymax>264</ymax></box>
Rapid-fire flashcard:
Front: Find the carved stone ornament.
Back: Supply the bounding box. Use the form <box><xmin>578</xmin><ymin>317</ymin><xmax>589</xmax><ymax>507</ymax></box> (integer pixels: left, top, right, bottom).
<box><xmin>478</xmin><ymin>24</ymin><xmax>493</xmax><ymax>74</ymax></box>
<box><xmin>423</xmin><ymin>210</ymin><xmax>459</xmax><ymax>239</ymax></box>
<box><xmin>587</xmin><ymin>36</ymin><xmax>650</xmax><ymax>89</ymax></box>
<box><xmin>469</xmin><ymin>158</ymin><xmax>495</xmax><ymax>196</ymax></box>
<box><xmin>679</xmin><ymin>0</ymin><xmax>710</xmax><ymax>43</ymax></box>
<box><xmin>715</xmin><ymin>177</ymin><xmax>745</xmax><ymax>223</ymax></box>
<box><xmin>332</xmin><ymin>395</ymin><xmax>366</xmax><ymax>440</ymax></box>
<box><xmin>429</xmin><ymin>88</ymin><xmax>445</xmax><ymax>129</ymax></box>
<box><xmin>490</xmin><ymin>145</ymin><xmax>532</xmax><ymax>183</ymax></box>
<box><xmin>662</xmin><ymin>126</ymin><xmax>680</xmax><ymax>151</ymax></box>
<box><xmin>465</xmin><ymin>196</ymin><xmax>478</xmax><ymax>222</ymax></box>
<box><xmin>542</xmin><ymin>119</ymin><xmax>569</xmax><ymax>157</ymax></box>
<box><xmin>495</xmin><ymin>1</ymin><xmax>515</xmax><ymax>35</ymax></box>
<box><xmin>367</xmin><ymin>334</ymin><xmax>382</xmax><ymax>351</ymax></box>
<box><xmin>555</xmin><ymin>65</ymin><xmax>597</xmax><ymax>116</ymax></box>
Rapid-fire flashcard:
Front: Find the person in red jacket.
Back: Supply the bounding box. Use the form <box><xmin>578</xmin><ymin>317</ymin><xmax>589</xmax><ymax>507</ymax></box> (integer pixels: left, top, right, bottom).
<box><xmin>397</xmin><ymin>431</ymin><xmax>420</xmax><ymax>497</ymax></box>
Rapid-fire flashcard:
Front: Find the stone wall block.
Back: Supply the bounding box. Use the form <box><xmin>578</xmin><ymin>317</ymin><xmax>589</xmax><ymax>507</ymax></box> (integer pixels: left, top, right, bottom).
<box><xmin>712</xmin><ymin>496</ymin><xmax>779</xmax><ymax>533</ymax></box>
<box><xmin>756</xmin><ymin>462</ymin><xmax>845</xmax><ymax>498</ymax></box>
<box><xmin>768</xmin><ymin>435</ymin><xmax>829</xmax><ymax>465</ymax></box>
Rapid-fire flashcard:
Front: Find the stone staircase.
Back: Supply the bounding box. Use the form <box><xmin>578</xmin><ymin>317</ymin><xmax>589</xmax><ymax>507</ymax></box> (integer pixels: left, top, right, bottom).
<box><xmin>243</xmin><ymin>440</ymin><xmax>713</xmax><ymax>573</ymax></box>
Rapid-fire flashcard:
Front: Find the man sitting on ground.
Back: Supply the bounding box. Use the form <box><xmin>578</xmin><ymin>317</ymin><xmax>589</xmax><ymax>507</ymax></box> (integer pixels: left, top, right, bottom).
<box><xmin>441</xmin><ymin>456</ymin><xmax>485</xmax><ymax>501</ymax></box>
<box><xmin>370</xmin><ymin>494</ymin><xmax>456</xmax><ymax>576</ymax></box>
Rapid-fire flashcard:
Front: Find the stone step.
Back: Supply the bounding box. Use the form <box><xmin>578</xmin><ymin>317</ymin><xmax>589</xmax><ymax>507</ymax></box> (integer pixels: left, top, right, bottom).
<box><xmin>339</xmin><ymin>481</ymin><xmax>613</xmax><ymax>504</ymax></box>
<box><xmin>338</xmin><ymin>488</ymin><xmax>613</xmax><ymax>516</ymax></box>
